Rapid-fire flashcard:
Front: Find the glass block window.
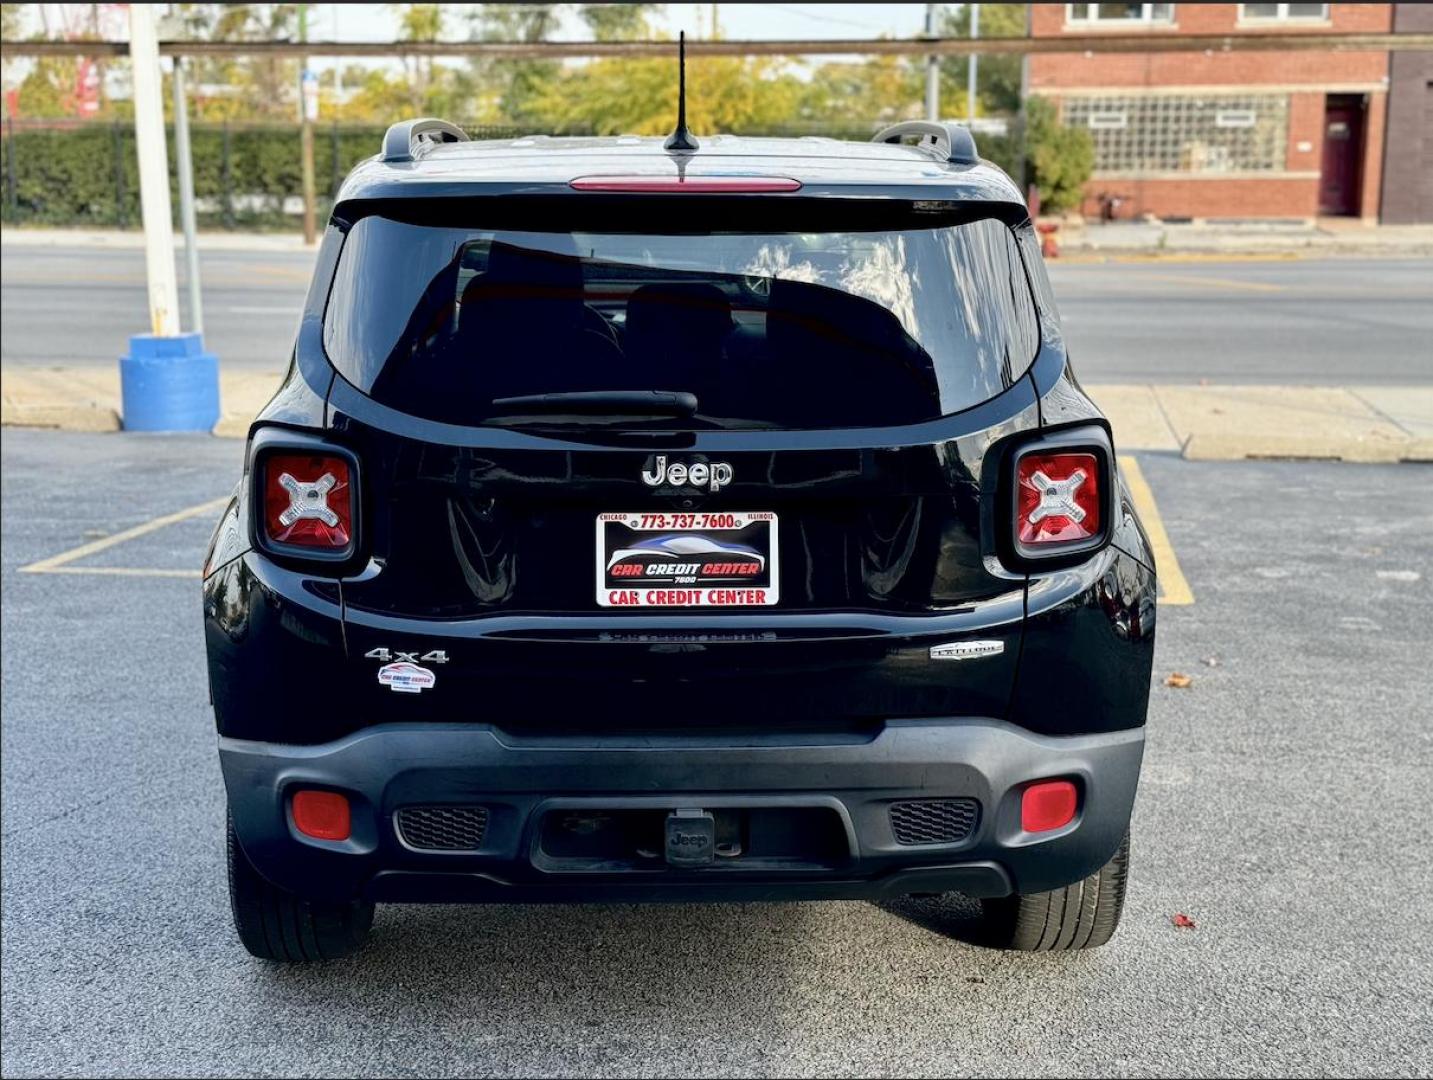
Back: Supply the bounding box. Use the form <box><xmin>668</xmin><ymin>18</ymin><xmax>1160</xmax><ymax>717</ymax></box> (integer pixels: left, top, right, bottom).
<box><xmin>1240</xmin><ymin>3</ymin><xmax>1328</xmax><ymax>21</ymax></box>
<box><xmin>1066</xmin><ymin>3</ymin><xmax>1175</xmax><ymax>24</ymax></box>
<box><xmin>1062</xmin><ymin>94</ymin><xmax>1290</xmax><ymax>174</ymax></box>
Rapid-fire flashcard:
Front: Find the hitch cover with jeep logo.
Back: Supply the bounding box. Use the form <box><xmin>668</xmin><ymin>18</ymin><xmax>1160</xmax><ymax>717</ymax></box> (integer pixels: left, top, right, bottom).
<box><xmin>665</xmin><ymin>809</ymin><xmax>716</xmax><ymax>866</ymax></box>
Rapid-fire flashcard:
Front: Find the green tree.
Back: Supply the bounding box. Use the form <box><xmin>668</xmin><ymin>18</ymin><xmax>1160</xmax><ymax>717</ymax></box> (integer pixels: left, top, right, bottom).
<box><xmin>466</xmin><ymin>3</ymin><xmax>565</xmax><ymax>127</ymax></box>
<box><xmin>580</xmin><ymin>3</ymin><xmax>663</xmax><ymax>42</ymax></box>
<box><xmin>392</xmin><ymin>4</ymin><xmax>444</xmax><ymax>113</ymax></box>
<box><xmin>939</xmin><ymin>2</ymin><xmax>1026</xmax><ymax>117</ymax></box>
<box><xmin>1024</xmin><ymin>96</ymin><xmax>1093</xmax><ymax>213</ymax></box>
<box><xmin>528</xmin><ymin>50</ymin><xmax>804</xmax><ymax>136</ymax></box>
<box><xmin>798</xmin><ymin>55</ymin><xmax>925</xmax><ymax>130</ymax></box>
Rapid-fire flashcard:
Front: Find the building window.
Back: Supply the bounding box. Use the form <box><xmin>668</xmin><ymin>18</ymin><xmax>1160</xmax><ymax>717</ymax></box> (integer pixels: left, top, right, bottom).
<box><xmin>1062</xmin><ymin>94</ymin><xmax>1290</xmax><ymax>174</ymax></box>
<box><xmin>1066</xmin><ymin>3</ymin><xmax>1175</xmax><ymax>25</ymax></box>
<box><xmin>1239</xmin><ymin>3</ymin><xmax>1329</xmax><ymax>21</ymax></box>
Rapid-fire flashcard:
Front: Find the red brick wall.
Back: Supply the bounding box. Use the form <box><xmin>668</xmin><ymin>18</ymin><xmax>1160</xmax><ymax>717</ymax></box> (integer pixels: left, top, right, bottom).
<box><xmin>1030</xmin><ymin>3</ymin><xmax>1392</xmax><ymax>89</ymax></box>
<box><xmin>1031</xmin><ymin>3</ymin><xmax>1392</xmax><ymax>219</ymax></box>
<box><xmin>1285</xmin><ymin>92</ymin><xmax>1325</xmax><ymax>171</ymax></box>
<box><xmin>1080</xmin><ymin>177</ymin><xmax>1320</xmax><ymax>220</ymax></box>
<box><xmin>1359</xmin><ymin>90</ymin><xmax>1387</xmax><ymax>220</ymax></box>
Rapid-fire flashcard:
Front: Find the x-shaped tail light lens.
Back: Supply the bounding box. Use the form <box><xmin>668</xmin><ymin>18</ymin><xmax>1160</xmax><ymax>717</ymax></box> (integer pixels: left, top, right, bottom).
<box><xmin>1016</xmin><ymin>451</ymin><xmax>1102</xmax><ymax>546</ymax></box>
<box><xmin>262</xmin><ymin>452</ymin><xmax>353</xmax><ymax>549</ymax></box>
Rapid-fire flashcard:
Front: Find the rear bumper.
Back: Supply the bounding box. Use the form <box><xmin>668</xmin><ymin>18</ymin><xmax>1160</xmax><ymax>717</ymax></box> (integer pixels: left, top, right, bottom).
<box><xmin>221</xmin><ymin>718</ymin><xmax>1143</xmax><ymax>904</ymax></box>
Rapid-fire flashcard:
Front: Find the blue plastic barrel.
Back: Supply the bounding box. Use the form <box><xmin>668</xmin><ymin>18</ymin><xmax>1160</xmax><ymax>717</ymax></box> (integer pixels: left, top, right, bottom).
<box><xmin>119</xmin><ymin>333</ymin><xmax>220</xmax><ymax>432</ymax></box>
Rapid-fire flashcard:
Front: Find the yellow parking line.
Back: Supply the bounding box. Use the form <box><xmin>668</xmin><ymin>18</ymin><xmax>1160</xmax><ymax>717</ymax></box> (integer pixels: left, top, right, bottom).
<box><xmin>1118</xmin><ymin>456</ymin><xmax>1195</xmax><ymax>606</ymax></box>
<box><xmin>1136</xmin><ymin>272</ymin><xmax>1285</xmax><ymax>293</ymax></box>
<box><xmin>19</xmin><ymin>496</ymin><xmax>228</xmax><ymax>575</ymax></box>
<box><xmin>21</xmin><ymin>566</ymin><xmax>202</xmax><ymax>579</ymax></box>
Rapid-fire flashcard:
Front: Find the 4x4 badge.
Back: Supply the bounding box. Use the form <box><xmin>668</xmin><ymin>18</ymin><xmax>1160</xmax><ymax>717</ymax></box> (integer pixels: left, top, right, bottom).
<box><xmin>642</xmin><ymin>455</ymin><xmax>733</xmax><ymax>493</ymax></box>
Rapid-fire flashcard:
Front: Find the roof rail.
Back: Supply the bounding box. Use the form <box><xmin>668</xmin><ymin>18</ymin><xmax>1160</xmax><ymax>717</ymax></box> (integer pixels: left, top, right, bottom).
<box><xmin>871</xmin><ymin>121</ymin><xmax>978</xmax><ymax>166</ymax></box>
<box><xmin>381</xmin><ymin>118</ymin><xmax>469</xmax><ymax>163</ymax></box>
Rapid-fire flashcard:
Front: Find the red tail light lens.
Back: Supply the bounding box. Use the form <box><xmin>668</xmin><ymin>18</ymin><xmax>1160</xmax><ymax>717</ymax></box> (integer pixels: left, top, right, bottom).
<box><xmin>1016</xmin><ymin>451</ymin><xmax>1102</xmax><ymax>546</ymax></box>
<box><xmin>1021</xmin><ymin>779</ymin><xmax>1078</xmax><ymax>833</ymax></box>
<box><xmin>291</xmin><ymin>789</ymin><xmax>351</xmax><ymax>841</ymax></box>
<box><xmin>262</xmin><ymin>452</ymin><xmax>353</xmax><ymax>549</ymax></box>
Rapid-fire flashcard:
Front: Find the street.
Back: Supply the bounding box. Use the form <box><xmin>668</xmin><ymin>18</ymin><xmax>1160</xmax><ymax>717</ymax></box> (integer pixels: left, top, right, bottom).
<box><xmin>2</xmin><ymin>429</ymin><xmax>1430</xmax><ymax>1077</ymax></box>
<box><xmin>2</xmin><ymin>244</ymin><xmax>1432</xmax><ymax>383</ymax></box>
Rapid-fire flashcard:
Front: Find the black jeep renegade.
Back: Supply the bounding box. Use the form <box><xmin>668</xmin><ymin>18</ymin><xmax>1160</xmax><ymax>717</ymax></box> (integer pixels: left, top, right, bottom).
<box><xmin>204</xmin><ymin>118</ymin><xmax>1156</xmax><ymax>962</ymax></box>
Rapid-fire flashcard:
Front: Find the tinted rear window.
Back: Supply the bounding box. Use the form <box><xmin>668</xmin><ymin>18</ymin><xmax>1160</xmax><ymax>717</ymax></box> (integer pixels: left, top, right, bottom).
<box><xmin>323</xmin><ymin>209</ymin><xmax>1040</xmax><ymax>429</ymax></box>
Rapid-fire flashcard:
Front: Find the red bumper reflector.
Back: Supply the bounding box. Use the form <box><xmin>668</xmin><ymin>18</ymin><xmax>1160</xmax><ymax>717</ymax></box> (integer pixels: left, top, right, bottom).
<box><xmin>292</xmin><ymin>790</ymin><xmax>351</xmax><ymax>841</ymax></box>
<box><xmin>569</xmin><ymin>175</ymin><xmax>802</xmax><ymax>193</ymax></box>
<box><xmin>1021</xmin><ymin>780</ymin><xmax>1078</xmax><ymax>833</ymax></box>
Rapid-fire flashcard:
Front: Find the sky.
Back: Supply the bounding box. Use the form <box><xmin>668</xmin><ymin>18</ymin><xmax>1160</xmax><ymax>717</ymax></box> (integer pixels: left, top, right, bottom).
<box><xmin>11</xmin><ymin>3</ymin><xmax>944</xmax><ymax>87</ymax></box>
<box><xmin>19</xmin><ymin>3</ymin><xmax>936</xmax><ymax>44</ymax></box>
<box><xmin>317</xmin><ymin>4</ymin><xmax>935</xmax><ymax>44</ymax></box>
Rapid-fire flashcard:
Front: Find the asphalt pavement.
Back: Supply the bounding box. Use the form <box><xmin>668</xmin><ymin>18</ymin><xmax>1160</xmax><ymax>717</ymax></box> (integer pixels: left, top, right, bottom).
<box><xmin>2</xmin><ymin>429</ymin><xmax>1430</xmax><ymax>1078</ymax></box>
<box><xmin>2</xmin><ymin>243</ymin><xmax>1431</xmax><ymax>383</ymax></box>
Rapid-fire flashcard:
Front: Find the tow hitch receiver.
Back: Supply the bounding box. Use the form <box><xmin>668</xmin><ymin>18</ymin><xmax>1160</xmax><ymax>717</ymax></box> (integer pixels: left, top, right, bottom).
<box><xmin>665</xmin><ymin>809</ymin><xmax>715</xmax><ymax>866</ymax></box>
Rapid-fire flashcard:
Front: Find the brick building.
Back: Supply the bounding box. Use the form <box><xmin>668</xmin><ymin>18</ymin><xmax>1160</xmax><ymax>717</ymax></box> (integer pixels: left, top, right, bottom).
<box><xmin>1029</xmin><ymin>3</ymin><xmax>1400</xmax><ymax>222</ymax></box>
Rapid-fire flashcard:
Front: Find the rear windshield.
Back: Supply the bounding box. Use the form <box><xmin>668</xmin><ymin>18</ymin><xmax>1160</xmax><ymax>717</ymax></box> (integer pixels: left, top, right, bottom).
<box><xmin>322</xmin><ymin>210</ymin><xmax>1041</xmax><ymax>429</ymax></box>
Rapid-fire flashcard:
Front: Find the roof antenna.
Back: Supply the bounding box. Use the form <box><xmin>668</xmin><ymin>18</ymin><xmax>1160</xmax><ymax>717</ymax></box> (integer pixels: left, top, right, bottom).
<box><xmin>663</xmin><ymin>31</ymin><xmax>700</xmax><ymax>152</ymax></box>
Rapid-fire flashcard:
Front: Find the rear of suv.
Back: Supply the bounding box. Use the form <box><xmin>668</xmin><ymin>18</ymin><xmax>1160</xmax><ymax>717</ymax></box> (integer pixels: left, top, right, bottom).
<box><xmin>205</xmin><ymin>119</ymin><xmax>1156</xmax><ymax>962</ymax></box>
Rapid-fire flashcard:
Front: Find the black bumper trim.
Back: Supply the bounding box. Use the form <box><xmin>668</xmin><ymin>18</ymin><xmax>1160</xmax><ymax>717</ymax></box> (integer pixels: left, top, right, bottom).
<box><xmin>221</xmin><ymin>718</ymin><xmax>1143</xmax><ymax>904</ymax></box>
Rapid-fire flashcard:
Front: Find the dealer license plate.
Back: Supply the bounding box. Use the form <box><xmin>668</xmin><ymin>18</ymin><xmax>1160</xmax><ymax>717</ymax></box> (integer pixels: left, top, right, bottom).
<box><xmin>596</xmin><ymin>511</ymin><xmax>779</xmax><ymax>608</ymax></box>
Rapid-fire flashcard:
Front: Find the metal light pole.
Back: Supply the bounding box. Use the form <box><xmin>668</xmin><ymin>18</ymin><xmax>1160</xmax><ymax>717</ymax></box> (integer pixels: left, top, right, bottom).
<box><xmin>298</xmin><ymin>2</ymin><xmax>317</xmax><ymax>245</ymax></box>
<box><xmin>172</xmin><ymin>56</ymin><xmax>204</xmax><ymax>335</ymax></box>
<box><xmin>128</xmin><ymin>2</ymin><xmax>179</xmax><ymax>338</ymax></box>
<box><xmin>924</xmin><ymin>3</ymin><xmax>940</xmax><ymax>121</ymax></box>
<box><xmin>118</xmin><ymin>3</ymin><xmax>219</xmax><ymax>432</ymax></box>
<box><xmin>968</xmin><ymin>3</ymin><xmax>981</xmax><ymax>124</ymax></box>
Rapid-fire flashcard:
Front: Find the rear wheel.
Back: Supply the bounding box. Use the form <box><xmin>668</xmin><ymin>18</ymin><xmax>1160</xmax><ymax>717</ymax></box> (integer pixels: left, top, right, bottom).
<box><xmin>226</xmin><ymin>812</ymin><xmax>374</xmax><ymax>961</ymax></box>
<box><xmin>977</xmin><ymin>831</ymin><xmax>1130</xmax><ymax>951</ymax></box>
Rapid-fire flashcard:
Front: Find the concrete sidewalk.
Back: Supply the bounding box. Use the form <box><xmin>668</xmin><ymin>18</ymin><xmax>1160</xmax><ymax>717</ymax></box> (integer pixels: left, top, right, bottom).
<box><xmin>3</xmin><ymin>366</ymin><xmax>1430</xmax><ymax>462</ymax></box>
<box><xmin>8</xmin><ymin>221</ymin><xmax>1433</xmax><ymax>259</ymax></box>
<box><xmin>1053</xmin><ymin>219</ymin><xmax>1433</xmax><ymax>259</ymax></box>
<box><xmin>0</xmin><ymin>227</ymin><xmax>317</xmax><ymax>254</ymax></box>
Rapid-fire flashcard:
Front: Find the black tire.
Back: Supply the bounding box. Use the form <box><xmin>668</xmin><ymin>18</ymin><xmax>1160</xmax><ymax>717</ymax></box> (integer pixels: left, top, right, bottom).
<box><xmin>978</xmin><ymin>831</ymin><xmax>1130</xmax><ymax>951</ymax></box>
<box><xmin>226</xmin><ymin>812</ymin><xmax>374</xmax><ymax>962</ymax></box>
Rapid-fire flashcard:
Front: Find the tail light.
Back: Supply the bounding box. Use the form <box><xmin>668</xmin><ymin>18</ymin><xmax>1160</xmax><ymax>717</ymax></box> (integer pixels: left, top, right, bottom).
<box><xmin>263</xmin><ymin>452</ymin><xmax>353</xmax><ymax>549</ymax></box>
<box><xmin>1003</xmin><ymin>427</ymin><xmax>1113</xmax><ymax>569</ymax></box>
<box><xmin>250</xmin><ymin>432</ymin><xmax>361</xmax><ymax>566</ymax></box>
<box><xmin>1017</xmin><ymin>452</ymin><xmax>1101</xmax><ymax>546</ymax></box>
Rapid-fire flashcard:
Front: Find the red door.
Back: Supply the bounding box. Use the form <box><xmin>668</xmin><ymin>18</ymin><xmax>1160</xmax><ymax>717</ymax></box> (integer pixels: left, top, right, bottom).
<box><xmin>1319</xmin><ymin>96</ymin><xmax>1366</xmax><ymax>217</ymax></box>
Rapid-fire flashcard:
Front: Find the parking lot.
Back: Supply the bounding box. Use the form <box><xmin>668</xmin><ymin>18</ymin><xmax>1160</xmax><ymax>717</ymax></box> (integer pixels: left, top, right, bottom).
<box><xmin>2</xmin><ymin>427</ymin><xmax>1430</xmax><ymax>1078</ymax></box>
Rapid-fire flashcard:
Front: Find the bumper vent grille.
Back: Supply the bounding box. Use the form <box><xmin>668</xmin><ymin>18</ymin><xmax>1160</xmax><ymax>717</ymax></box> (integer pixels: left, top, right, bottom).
<box><xmin>396</xmin><ymin>806</ymin><xmax>489</xmax><ymax>851</ymax></box>
<box><xmin>889</xmin><ymin>799</ymin><xmax>979</xmax><ymax>846</ymax></box>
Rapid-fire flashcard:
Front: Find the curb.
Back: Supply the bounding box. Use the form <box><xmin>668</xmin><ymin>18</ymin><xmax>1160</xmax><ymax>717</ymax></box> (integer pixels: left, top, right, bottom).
<box><xmin>0</xmin><ymin>227</ymin><xmax>318</xmax><ymax>253</ymax></box>
<box><xmin>0</xmin><ymin>401</ymin><xmax>121</xmax><ymax>432</ymax></box>
<box><xmin>1182</xmin><ymin>434</ymin><xmax>1433</xmax><ymax>464</ymax></box>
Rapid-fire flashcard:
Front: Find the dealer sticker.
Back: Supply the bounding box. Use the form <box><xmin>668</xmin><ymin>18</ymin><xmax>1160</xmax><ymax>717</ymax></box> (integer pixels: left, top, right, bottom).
<box><xmin>377</xmin><ymin>661</ymin><xmax>436</xmax><ymax>693</ymax></box>
<box><xmin>596</xmin><ymin>511</ymin><xmax>779</xmax><ymax>608</ymax></box>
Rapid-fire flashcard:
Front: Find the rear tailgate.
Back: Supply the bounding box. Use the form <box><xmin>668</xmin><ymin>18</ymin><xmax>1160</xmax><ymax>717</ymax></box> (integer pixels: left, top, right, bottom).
<box><xmin>333</xmin><ymin>389</ymin><xmax>1037</xmax><ymax>732</ymax></box>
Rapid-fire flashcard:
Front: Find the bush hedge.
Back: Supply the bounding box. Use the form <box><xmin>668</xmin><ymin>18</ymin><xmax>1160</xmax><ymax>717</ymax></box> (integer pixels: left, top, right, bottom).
<box><xmin>0</xmin><ymin>119</ymin><xmax>1027</xmax><ymax>231</ymax></box>
<box><xmin>0</xmin><ymin>122</ymin><xmax>522</xmax><ymax>229</ymax></box>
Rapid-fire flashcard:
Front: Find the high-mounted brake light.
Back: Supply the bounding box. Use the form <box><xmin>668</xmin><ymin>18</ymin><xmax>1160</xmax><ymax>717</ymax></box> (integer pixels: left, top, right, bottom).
<box><xmin>262</xmin><ymin>452</ymin><xmax>353</xmax><ymax>549</ymax></box>
<box><xmin>1016</xmin><ymin>451</ymin><xmax>1102</xmax><ymax>547</ymax></box>
<box><xmin>569</xmin><ymin>175</ymin><xmax>802</xmax><ymax>193</ymax></box>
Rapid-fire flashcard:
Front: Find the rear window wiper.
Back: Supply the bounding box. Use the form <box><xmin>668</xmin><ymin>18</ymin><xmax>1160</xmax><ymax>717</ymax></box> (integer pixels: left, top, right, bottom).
<box><xmin>489</xmin><ymin>390</ymin><xmax>698</xmax><ymax>418</ymax></box>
